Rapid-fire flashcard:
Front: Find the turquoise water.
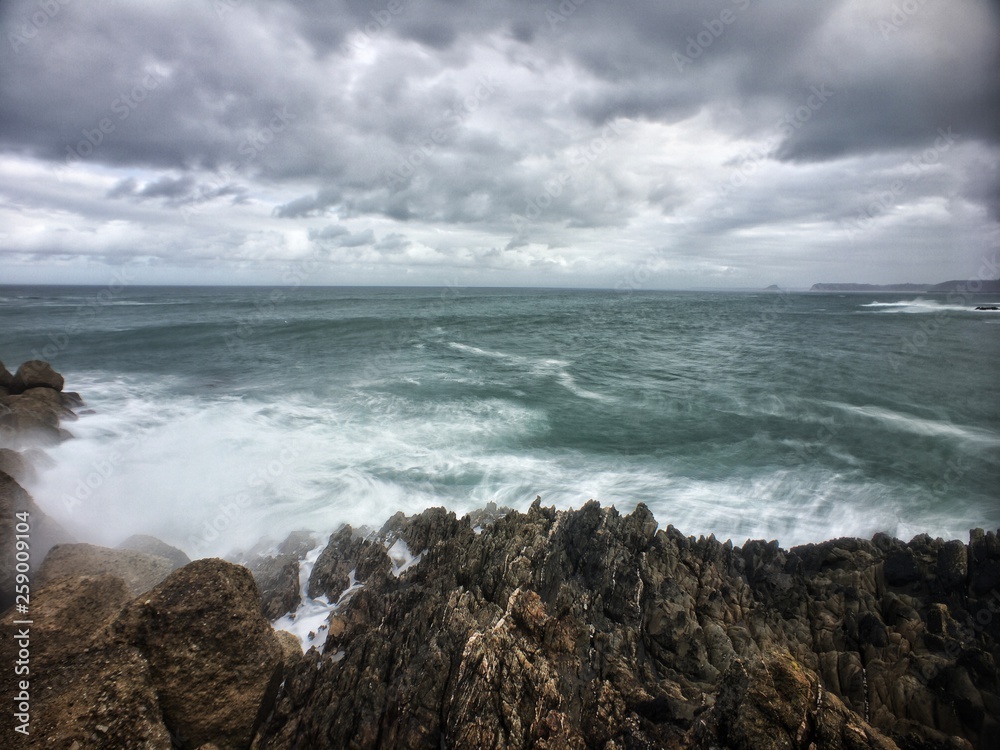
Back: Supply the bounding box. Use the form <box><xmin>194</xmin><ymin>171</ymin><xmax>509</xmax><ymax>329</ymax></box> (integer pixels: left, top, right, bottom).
<box><xmin>2</xmin><ymin>285</ymin><xmax>998</xmax><ymax>556</ymax></box>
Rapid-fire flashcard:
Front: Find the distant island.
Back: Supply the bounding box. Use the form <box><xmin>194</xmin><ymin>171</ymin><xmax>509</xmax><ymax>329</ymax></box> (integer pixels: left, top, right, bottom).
<box><xmin>811</xmin><ymin>279</ymin><xmax>1000</xmax><ymax>293</ymax></box>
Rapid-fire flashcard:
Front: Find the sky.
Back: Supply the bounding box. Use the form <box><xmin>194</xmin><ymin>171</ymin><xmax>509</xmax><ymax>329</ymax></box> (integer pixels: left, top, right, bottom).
<box><xmin>1</xmin><ymin>0</ymin><xmax>998</xmax><ymax>290</ymax></box>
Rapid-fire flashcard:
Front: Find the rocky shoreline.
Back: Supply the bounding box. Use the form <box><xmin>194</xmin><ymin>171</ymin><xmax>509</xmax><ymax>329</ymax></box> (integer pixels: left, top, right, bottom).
<box><xmin>1</xmin><ymin>361</ymin><xmax>998</xmax><ymax>749</ymax></box>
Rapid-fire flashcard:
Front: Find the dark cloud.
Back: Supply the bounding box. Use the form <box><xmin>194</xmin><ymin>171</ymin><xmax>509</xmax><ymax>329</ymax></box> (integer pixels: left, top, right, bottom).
<box><xmin>0</xmin><ymin>0</ymin><xmax>997</xmax><ymax>287</ymax></box>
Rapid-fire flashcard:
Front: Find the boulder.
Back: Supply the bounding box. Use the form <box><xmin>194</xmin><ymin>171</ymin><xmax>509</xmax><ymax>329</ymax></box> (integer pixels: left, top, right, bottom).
<box><xmin>9</xmin><ymin>360</ymin><xmax>64</xmax><ymax>394</ymax></box>
<box><xmin>0</xmin><ymin>448</ymin><xmax>35</xmax><ymax>484</ymax></box>
<box><xmin>0</xmin><ymin>559</ymin><xmax>286</xmax><ymax>748</ymax></box>
<box><xmin>0</xmin><ymin>470</ymin><xmax>74</xmax><ymax>610</ymax></box>
<box><xmin>117</xmin><ymin>534</ymin><xmax>192</xmax><ymax>571</ymax></box>
<box><xmin>112</xmin><ymin>559</ymin><xmax>284</xmax><ymax>750</ymax></box>
<box><xmin>0</xmin><ymin>387</ymin><xmax>73</xmax><ymax>445</ymax></box>
<box><xmin>0</xmin><ymin>574</ymin><xmax>174</xmax><ymax>748</ymax></box>
<box><xmin>38</xmin><ymin>543</ymin><xmax>177</xmax><ymax>596</ymax></box>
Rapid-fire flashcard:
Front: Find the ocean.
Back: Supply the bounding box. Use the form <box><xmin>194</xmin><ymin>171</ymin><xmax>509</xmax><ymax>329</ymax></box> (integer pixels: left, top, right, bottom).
<box><xmin>2</xmin><ymin>284</ymin><xmax>998</xmax><ymax>558</ymax></box>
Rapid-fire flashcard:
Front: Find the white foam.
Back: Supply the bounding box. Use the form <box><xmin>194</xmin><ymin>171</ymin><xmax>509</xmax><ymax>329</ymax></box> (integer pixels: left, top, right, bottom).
<box><xmin>271</xmin><ymin>545</ymin><xmax>336</xmax><ymax>652</ymax></box>
<box><xmin>820</xmin><ymin>401</ymin><xmax>1000</xmax><ymax>447</ymax></box>
<box><xmin>386</xmin><ymin>538</ymin><xmax>423</xmax><ymax>577</ymax></box>
<box><xmin>859</xmin><ymin>299</ymin><xmax>982</xmax><ymax>314</ymax></box>
<box><xmin>448</xmin><ymin>342</ymin><xmax>519</xmax><ymax>360</ymax></box>
<box><xmin>25</xmin><ymin>362</ymin><xmax>991</xmax><ymax>573</ymax></box>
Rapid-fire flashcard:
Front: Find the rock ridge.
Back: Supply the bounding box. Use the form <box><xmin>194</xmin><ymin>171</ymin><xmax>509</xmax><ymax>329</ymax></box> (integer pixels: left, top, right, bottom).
<box><xmin>256</xmin><ymin>500</ymin><xmax>999</xmax><ymax>749</ymax></box>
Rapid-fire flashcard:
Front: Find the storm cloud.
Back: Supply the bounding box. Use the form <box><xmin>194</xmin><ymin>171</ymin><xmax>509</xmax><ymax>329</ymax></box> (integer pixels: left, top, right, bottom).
<box><xmin>1</xmin><ymin>0</ymin><xmax>997</xmax><ymax>287</ymax></box>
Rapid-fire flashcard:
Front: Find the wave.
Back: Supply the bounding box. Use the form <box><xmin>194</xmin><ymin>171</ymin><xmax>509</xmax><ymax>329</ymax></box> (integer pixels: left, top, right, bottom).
<box><xmin>28</xmin><ymin>372</ymin><xmax>988</xmax><ymax>558</ymax></box>
<box><xmin>448</xmin><ymin>342</ymin><xmax>611</xmax><ymax>401</ymax></box>
<box><xmin>858</xmin><ymin>299</ymin><xmax>989</xmax><ymax>314</ymax></box>
<box><xmin>447</xmin><ymin>342</ymin><xmax>519</xmax><ymax>361</ymax></box>
<box><xmin>820</xmin><ymin>401</ymin><xmax>1000</xmax><ymax>446</ymax></box>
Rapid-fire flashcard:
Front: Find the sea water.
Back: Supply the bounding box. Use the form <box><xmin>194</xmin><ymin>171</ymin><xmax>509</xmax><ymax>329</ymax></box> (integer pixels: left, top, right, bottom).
<box><xmin>2</xmin><ymin>285</ymin><xmax>998</xmax><ymax>557</ymax></box>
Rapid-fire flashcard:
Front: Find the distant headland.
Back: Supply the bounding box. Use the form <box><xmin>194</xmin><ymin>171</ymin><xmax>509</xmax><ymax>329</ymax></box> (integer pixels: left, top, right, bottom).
<box><xmin>810</xmin><ymin>278</ymin><xmax>1000</xmax><ymax>293</ymax></box>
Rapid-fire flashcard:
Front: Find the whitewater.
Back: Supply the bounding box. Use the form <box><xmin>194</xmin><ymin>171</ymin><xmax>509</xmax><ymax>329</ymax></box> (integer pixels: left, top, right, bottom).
<box><xmin>2</xmin><ymin>286</ymin><xmax>998</xmax><ymax>559</ymax></box>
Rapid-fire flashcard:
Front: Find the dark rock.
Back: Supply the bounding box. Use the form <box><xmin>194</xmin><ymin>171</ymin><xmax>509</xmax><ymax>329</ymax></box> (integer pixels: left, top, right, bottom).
<box><xmin>250</xmin><ymin>553</ymin><xmax>302</xmax><ymax>621</ymax></box>
<box><xmin>276</xmin><ymin>529</ymin><xmax>317</xmax><ymax>558</ymax></box>
<box><xmin>706</xmin><ymin>649</ymin><xmax>899</xmax><ymax>749</ymax></box>
<box><xmin>464</xmin><ymin>499</ymin><xmax>513</xmax><ymax>530</ymax></box>
<box><xmin>885</xmin><ymin>547</ymin><xmax>921</xmax><ymax>586</ymax></box>
<box><xmin>255</xmin><ymin>503</ymin><xmax>1000</xmax><ymax>750</ymax></box>
<box><xmin>39</xmin><ymin>542</ymin><xmax>176</xmax><ymax>596</ymax></box>
<box><xmin>937</xmin><ymin>539</ymin><xmax>968</xmax><ymax>591</ymax></box>
<box><xmin>0</xmin><ymin>361</ymin><xmax>11</xmax><ymax>389</ymax></box>
<box><xmin>969</xmin><ymin>529</ymin><xmax>1000</xmax><ymax>595</ymax></box>
<box><xmin>0</xmin><ymin>387</ymin><xmax>76</xmax><ymax>446</ymax></box>
<box><xmin>61</xmin><ymin>390</ymin><xmax>84</xmax><ymax>407</ymax></box>
<box><xmin>0</xmin><ymin>470</ymin><xmax>74</xmax><ymax>610</ymax></box>
<box><xmin>0</xmin><ymin>448</ymin><xmax>35</xmax><ymax>484</ymax></box>
<box><xmin>307</xmin><ymin>524</ymin><xmax>392</xmax><ymax>600</ymax></box>
<box><xmin>10</xmin><ymin>360</ymin><xmax>64</xmax><ymax>393</ymax></box>
<box><xmin>117</xmin><ymin>533</ymin><xmax>191</xmax><ymax>571</ymax></box>
<box><xmin>0</xmin><ymin>558</ymin><xmax>285</xmax><ymax>748</ymax></box>
<box><xmin>112</xmin><ymin>559</ymin><xmax>284</xmax><ymax>750</ymax></box>
<box><xmin>242</xmin><ymin>531</ymin><xmax>318</xmax><ymax>620</ymax></box>
<box><xmin>0</xmin><ymin>573</ymin><xmax>173</xmax><ymax>747</ymax></box>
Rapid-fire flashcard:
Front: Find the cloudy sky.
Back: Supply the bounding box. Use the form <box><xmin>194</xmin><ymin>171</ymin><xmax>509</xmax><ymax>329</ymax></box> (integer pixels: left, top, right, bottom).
<box><xmin>1</xmin><ymin>0</ymin><xmax>998</xmax><ymax>289</ymax></box>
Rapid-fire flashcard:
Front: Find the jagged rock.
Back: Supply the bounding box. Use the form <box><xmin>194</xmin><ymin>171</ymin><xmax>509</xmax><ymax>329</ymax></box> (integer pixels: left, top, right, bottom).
<box><xmin>250</xmin><ymin>553</ymin><xmax>302</xmax><ymax>621</ymax></box>
<box><xmin>256</xmin><ymin>503</ymin><xmax>999</xmax><ymax>750</ymax></box>
<box><xmin>117</xmin><ymin>534</ymin><xmax>191</xmax><ymax>571</ymax></box>
<box><xmin>464</xmin><ymin>499</ymin><xmax>512</xmax><ymax>531</ymax></box>
<box><xmin>243</xmin><ymin>531</ymin><xmax>317</xmax><ymax>620</ymax></box>
<box><xmin>9</xmin><ymin>360</ymin><xmax>64</xmax><ymax>393</ymax></box>
<box><xmin>112</xmin><ymin>559</ymin><xmax>284</xmax><ymax>750</ymax></box>
<box><xmin>969</xmin><ymin>529</ymin><xmax>1000</xmax><ymax>595</ymax></box>
<box><xmin>274</xmin><ymin>630</ymin><xmax>304</xmax><ymax>664</ymax></box>
<box><xmin>706</xmin><ymin>649</ymin><xmax>900</xmax><ymax>749</ymax></box>
<box><xmin>39</xmin><ymin>542</ymin><xmax>176</xmax><ymax>596</ymax></box>
<box><xmin>308</xmin><ymin>524</ymin><xmax>392</xmax><ymax>600</ymax></box>
<box><xmin>0</xmin><ymin>361</ymin><xmax>12</xmax><ymax>389</ymax></box>
<box><xmin>276</xmin><ymin>529</ymin><xmax>317</xmax><ymax>558</ymax></box>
